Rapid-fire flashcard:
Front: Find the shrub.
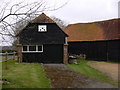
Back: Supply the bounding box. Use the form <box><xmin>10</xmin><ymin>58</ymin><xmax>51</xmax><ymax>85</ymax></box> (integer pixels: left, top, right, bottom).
<box><xmin>2</xmin><ymin>49</ymin><xmax>17</xmax><ymax>53</ymax></box>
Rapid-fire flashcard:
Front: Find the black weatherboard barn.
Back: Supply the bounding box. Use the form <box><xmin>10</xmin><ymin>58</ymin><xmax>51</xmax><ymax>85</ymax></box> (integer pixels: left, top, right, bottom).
<box><xmin>17</xmin><ymin>13</ymin><xmax>68</xmax><ymax>63</ymax></box>
<box><xmin>64</xmin><ymin>19</ymin><xmax>120</xmax><ymax>62</ymax></box>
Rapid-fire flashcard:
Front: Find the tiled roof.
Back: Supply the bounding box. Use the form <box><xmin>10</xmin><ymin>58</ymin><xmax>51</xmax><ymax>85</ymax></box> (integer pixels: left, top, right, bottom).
<box><xmin>30</xmin><ymin>13</ymin><xmax>55</xmax><ymax>23</ymax></box>
<box><xmin>16</xmin><ymin>13</ymin><xmax>68</xmax><ymax>37</ymax></box>
<box><xmin>64</xmin><ymin>18</ymin><xmax>120</xmax><ymax>42</ymax></box>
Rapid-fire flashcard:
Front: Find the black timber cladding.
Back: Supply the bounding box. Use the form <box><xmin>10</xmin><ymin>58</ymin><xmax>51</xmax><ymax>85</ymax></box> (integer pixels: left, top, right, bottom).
<box><xmin>18</xmin><ymin>13</ymin><xmax>68</xmax><ymax>63</ymax></box>
<box><xmin>19</xmin><ymin>23</ymin><xmax>68</xmax><ymax>45</ymax></box>
<box><xmin>22</xmin><ymin>44</ymin><xmax>63</xmax><ymax>63</ymax></box>
<box><xmin>68</xmin><ymin>39</ymin><xmax>120</xmax><ymax>62</ymax></box>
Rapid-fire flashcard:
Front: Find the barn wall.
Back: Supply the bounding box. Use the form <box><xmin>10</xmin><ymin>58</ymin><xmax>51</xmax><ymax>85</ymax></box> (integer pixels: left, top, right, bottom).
<box><xmin>68</xmin><ymin>39</ymin><xmax>120</xmax><ymax>62</ymax></box>
<box><xmin>22</xmin><ymin>44</ymin><xmax>63</xmax><ymax>63</ymax></box>
<box><xmin>19</xmin><ymin>23</ymin><xmax>67</xmax><ymax>45</ymax></box>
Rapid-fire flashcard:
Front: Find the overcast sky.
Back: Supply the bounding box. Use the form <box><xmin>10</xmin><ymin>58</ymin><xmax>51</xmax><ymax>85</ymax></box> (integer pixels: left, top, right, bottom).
<box><xmin>0</xmin><ymin>0</ymin><xmax>119</xmax><ymax>46</ymax></box>
<box><xmin>0</xmin><ymin>0</ymin><xmax>119</xmax><ymax>23</ymax></box>
<box><xmin>47</xmin><ymin>0</ymin><xmax>119</xmax><ymax>24</ymax></box>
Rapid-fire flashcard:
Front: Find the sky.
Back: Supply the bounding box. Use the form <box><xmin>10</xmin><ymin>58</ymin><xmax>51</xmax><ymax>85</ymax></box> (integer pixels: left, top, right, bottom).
<box><xmin>0</xmin><ymin>0</ymin><xmax>119</xmax><ymax>46</ymax></box>
<box><xmin>46</xmin><ymin>0</ymin><xmax>119</xmax><ymax>24</ymax></box>
<box><xmin>0</xmin><ymin>0</ymin><xmax>119</xmax><ymax>23</ymax></box>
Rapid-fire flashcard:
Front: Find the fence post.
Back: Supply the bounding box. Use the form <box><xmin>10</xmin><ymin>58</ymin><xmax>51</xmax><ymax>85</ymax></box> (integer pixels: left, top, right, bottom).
<box><xmin>5</xmin><ymin>52</ymin><xmax>8</xmax><ymax>70</ymax></box>
<box><xmin>13</xmin><ymin>52</ymin><xmax>16</xmax><ymax>64</ymax></box>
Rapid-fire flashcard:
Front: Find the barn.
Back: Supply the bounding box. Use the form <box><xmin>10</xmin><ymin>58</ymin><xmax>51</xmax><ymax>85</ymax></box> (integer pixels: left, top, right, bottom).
<box><xmin>64</xmin><ymin>19</ymin><xmax>120</xmax><ymax>62</ymax></box>
<box><xmin>17</xmin><ymin>13</ymin><xmax>68</xmax><ymax>63</ymax></box>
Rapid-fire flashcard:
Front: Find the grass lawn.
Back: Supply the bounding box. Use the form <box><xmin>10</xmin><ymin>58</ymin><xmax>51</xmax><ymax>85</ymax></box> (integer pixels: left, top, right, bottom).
<box><xmin>67</xmin><ymin>59</ymin><xmax>114</xmax><ymax>84</ymax></box>
<box><xmin>0</xmin><ymin>56</ymin><xmax>2</xmax><ymax>89</ymax></box>
<box><xmin>2</xmin><ymin>60</ymin><xmax>51</xmax><ymax>88</ymax></box>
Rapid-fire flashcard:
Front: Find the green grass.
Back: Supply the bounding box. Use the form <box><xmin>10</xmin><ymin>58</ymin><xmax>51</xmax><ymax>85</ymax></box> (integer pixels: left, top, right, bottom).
<box><xmin>2</xmin><ymin>60</ymin><xmax>51</xmax><ymax>88</ymax></box>
<box><xmin>0</xmin><ymin>56</ymin><xmax>2</xmax><ymax>89</ymax></box>
<box><xmin>67</xmin><ymin>59</ymin><xmax>114</xmax><ymax>84</ymax></box>
<box><xmin>0</xmin><ymin>54</ymin><xmax>2</xmax><ymax>62</ymax></box>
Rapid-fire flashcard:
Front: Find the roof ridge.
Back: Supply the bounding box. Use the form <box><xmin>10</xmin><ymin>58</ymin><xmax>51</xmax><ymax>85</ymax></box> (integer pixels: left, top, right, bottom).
<box><xmin>68</xmin><ymin>18</ymin><xmax>120</xmax><ymax>25</ymax></box>
<box><xmin>30</xmin><ymin>13</ymin><xmax>55</xmax><ymax>23</ymax></box>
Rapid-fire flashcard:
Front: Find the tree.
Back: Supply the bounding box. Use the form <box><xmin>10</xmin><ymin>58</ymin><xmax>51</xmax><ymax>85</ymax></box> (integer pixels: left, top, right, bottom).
<box><xmin>12</xmin><ymin>16</ymin><xmax>36</xmax><ymax>46</ymax></box>
<box><xmin>51</xmin><ymin>16</ymin><xmax>68</xmax><ymax>30</ymax></box>
<box><xmin>0</xmin><ymin>0</ymin><xmax>68</xmax><ymax>45</ymax></box>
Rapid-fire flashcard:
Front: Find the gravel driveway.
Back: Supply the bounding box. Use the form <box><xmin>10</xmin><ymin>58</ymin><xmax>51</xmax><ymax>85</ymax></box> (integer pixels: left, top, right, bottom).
<box><xmin>87</xmin><ymin>61</ymin><xmax>119</xmax><ymax>82</ymax></box>
<box><xmin>43</xmin><ymin>64</ymin><xmax>117</xmax><ymax>88</ymax></box>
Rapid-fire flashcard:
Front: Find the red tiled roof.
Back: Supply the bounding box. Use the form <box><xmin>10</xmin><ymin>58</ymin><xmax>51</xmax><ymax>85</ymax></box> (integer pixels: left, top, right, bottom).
<box><xmin>64</xmin><ymin>18</ymin><xmax>120</xmax><ymax>42</ymax></box>
<box><xmin>30</xmin><ymin>13</ymin><xmax>55</xmax><ymax>23</ymax></box>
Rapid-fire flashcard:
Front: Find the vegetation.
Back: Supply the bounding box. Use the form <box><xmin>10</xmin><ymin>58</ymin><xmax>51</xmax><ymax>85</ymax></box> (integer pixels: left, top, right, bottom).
<box><xmin>0</xmin><ymin>57</ymin><xmax>2</xmax><ymax>89</ymax></box>
<box><xmin>2</xmin><ymin>49</ymin><xmax>17</xmax><ymax>53</ymax></box>
<box><xmin>51</xmin><ymin>16</ymin><xmax>68</xmax><ymax>30</ymax></box>
<box><xmin>67</xmin><ymin>59</ymin><xmax>114</xmax><ymax>84</ymax></box>
<box><xmin>2</xmin><ymin>60</ymin><xmax>51</xmax><ymax>88</ymax></box>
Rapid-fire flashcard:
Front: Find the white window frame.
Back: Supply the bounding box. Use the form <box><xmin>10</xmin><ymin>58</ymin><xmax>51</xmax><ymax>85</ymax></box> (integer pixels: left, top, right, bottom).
<box><xmin>38</xmin><ymin>25</ymin><xmax>47</xmax><ymax>32</ymax></box>
<box><xmin>22</xmin><ymin>45</ymin><xmax>43</xmax><ymax>53</ymax></box>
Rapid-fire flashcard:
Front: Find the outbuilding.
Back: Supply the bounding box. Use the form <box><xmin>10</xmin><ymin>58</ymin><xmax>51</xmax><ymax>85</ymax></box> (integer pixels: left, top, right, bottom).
<box><xmin>64</xmin><ymin>19</ymin><xmax>120</xmax><ymax>62</ymax></box>
<box><xmin>17</xmin><ymin>13</ymin><xmax>68</xmax><ymax>63</ymax></box>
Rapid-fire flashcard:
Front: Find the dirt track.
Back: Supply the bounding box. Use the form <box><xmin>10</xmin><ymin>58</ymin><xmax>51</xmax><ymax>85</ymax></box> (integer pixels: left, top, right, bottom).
<box><xmin>87</xmin><ymin>61</ymin><xmax>119</xmax><ymax>82</ymax></box>
<box><xmin>43</xmin><ymin>64</ymin><xmax>117</xmax><ymax>88</ymax></box>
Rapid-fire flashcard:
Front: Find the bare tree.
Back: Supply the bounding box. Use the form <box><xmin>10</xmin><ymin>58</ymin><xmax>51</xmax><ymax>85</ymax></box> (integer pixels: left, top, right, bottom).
<box><xmin>51</xmin><ymin>16</ymin><xmax>68</xmax><ymax>30</ymax></box>
<box><xmin>12</xmin><ymin>15</ymin><xmax>36</xmax><ymax>46</ymax></box>
<box><xmin>0</xmin><ymin>0</ymin><xmax>68</xmax><ymax>45</ymax></box>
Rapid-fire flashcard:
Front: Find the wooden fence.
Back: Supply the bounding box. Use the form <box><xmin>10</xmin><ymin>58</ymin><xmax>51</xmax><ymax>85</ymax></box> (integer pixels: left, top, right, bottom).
<box><xmin>0</xmin><ymin>52</ymin><xmax>18</xmax><ymax>69</ymax></box>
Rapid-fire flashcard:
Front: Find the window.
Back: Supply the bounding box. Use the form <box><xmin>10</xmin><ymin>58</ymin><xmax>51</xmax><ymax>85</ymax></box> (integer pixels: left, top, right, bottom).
<box><xmin>29</xmin><ymin>46</ymin><xmax>36</xmax><ymax>51</ymax></box>
<box><xmin>22</xmin><ymin>45</ymin><xmax>43</xmax><ymax>52</ymax></box>
<box><xmin>38</xmin><ymin>45</ymin><xmax>42</xmax><ymax>51</ymax></box>
<box><xmin>38</xmin><ymin>25</ymin><xmax>47</xmax><ymax>32</ymax></box>
<box><xmin>23</xmin><ymin>46</ymin><xmax>27</xmax><ymax>51</ymax></box>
